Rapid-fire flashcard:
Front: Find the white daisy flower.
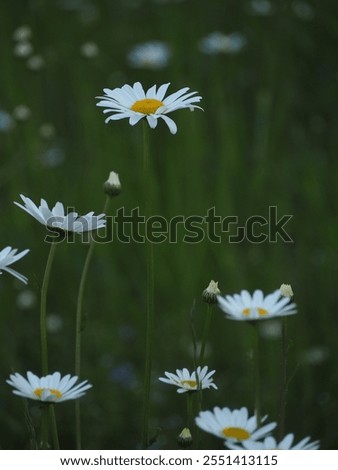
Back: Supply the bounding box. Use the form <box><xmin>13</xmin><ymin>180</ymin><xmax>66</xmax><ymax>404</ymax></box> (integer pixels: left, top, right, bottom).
<box><xmin>0</xmin><ymin>246</ymin><xmax>29</xmax><ymax>284</ymax></box>
<box><xmin>226</xmin><ymin>433</ymin><xmax>320</xmax><ymax>450</ymax></box>
<box><xmin>14</xmin><ymin>194</ymin><xmax>106</xmax><ymax>233</ymax></box>
<box><xmin>159</xmin><ymin>366</ymin><xmax>217</xmax><ymax>393</ymax></box>
<box><xmin>217</xmin><ymin>289</ymin><xmax>297</xmax><ymax>321</ymax></box>
<box><xmin>7</xmin><ymin>371</ymin><xmax>92</xmax><ymax>403</ymax></box>
<box><xmin>96</xmin><ymin>82</ymin><xmax>203</xmax><ymax>135</ymax></box>
<box><xmin>127</xmin><ymin>41</ymin><xmax>171</xmax><ymax>70</ymax></box>
<box><xmin>195</xmin><ymin>407</ymin><xmax>276</xmax><ymax>443</ymax></box>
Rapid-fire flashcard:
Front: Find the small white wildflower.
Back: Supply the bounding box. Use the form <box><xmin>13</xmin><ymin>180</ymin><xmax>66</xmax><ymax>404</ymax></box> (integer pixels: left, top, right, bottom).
<box><xmin>218</xmin><ymin>289</ymin><xmax>297</xmax><ymax>321</ymax></box>
<box><xmin>7</xmin><ymin>371</ymin><xmax>92</xmax><ymax>402</ymax></box>
<box><xmin>159</xmin><ymin>366</ymin><xmax>217</xmax><ymax>393</ymax></box>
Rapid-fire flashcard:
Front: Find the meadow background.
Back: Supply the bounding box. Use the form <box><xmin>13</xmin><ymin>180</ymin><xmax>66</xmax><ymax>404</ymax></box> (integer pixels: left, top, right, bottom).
<box><xmin>1</xmin><ymin>0</ymin><xmax>337</xmax><ymax>450</ymax></box>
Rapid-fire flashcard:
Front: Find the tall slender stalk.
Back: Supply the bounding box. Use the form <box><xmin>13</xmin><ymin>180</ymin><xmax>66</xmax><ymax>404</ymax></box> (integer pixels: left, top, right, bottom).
<box><xmin>199</xmin><ymin>304</ymin><xmax>213</xmax><ymax>365</ymax></box>
<box><xmin>75</xmin><ymin>196</ymin><xmax>110</xmax><ymax>450</ymax></box>
<box><xmin>196</xmin><ymin>303</ymin><xmax>213</xmax><ymax>449</ymax></box>
<box><xmin>141</xmin><ymin>122</ymin><xmax>155</xmax><ymax>449</ymax></box>
<box><xmin>278</xmin><ymin>317</ymin><xmax>287</xmax><ymax>439</ymax></box>
<box><xmin>252</xmin><ymin>323</ymin><xmax>261</xmax><ymax>426</ymax></box>
<box><xmin>40</xmin><ymin>241</ymin><xmax>57</xmax><ymax>376</ymax></box>
<box><xmin>40</xmin><ymin>241</ymin><xmax>59</xmax><ymax>449</ymax></box>
<box><xmin>186</xmin><ymin>393</ymin><xmax>194</xmax><ymax>429</ymax></box>
<box><xmin>40</xmin><ymin>405</ymin><xmax>49</xmax><ymax>449</ymax></box>
<box><xmin>49</xmin><ymin>405</ymin><xmax>60</xmax><ymax>449</ymax></box>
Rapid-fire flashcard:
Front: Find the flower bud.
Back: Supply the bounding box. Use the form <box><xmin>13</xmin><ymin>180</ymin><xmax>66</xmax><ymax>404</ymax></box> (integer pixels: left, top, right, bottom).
<box><xmin>202</xmin><ymin>280</ymin><xmax>221</xmax><ymax>304</ymax></box>
<box><xmin>103</xmin><ymin>171</ymin><xmax>121</xmax><ymax>197</ymax></box>
<box><xmin>280</xmin><ymin>283</ymin><xmax>294</xmax><ymax>300</ymax></box>
<box><xmin>177</xmin><ymin>428</ymin><xmax>193</xmax><ymax>449</ymax></box>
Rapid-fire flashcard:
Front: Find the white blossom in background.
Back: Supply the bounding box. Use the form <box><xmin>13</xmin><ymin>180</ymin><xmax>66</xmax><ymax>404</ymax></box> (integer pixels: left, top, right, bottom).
<box><xmin>80</xmin><ymin>41</ymin><xmax>99</xmax><ymax>59</ymax></box>
<box><xmin>292</xmin><ymin>1</ymin><xmax>315</xmax><ymax>20</ymax></box>
<box><xmin>217</xmin><ymin>289</ymin><xmax>297</xmax><ymax>321</ymax></box>
<box><xmin>13</xmin><ymin>105</ymin><xmax>31</xmax><ymax>121</ymax></box>
<box><xmin>16</xmin><ymin>289</ymin><xmax>37</xmax><ymax>310</ymax></box>
<box><xmin>159</xmin><ymin>366</ymin><xmax>217</xmax><ymax>393</ymax></box>
<box><xmin>249</xmin><ymin>0</ymin><xmax>272</xmax><ymax>16</ymax></box>
<box><xmin>13</xmin><ymin>25</ymin><xmax>32</xmax><ymax>42</ymax></box>
<box><xmin>127</xmin><ymin>41</ymin><xmax>171</xmax><ymax>70</ymax></box>
<box><xmin>26</xmin><ymin>54</ymin><xmax>45</xmax><ymax>71</ymax></box>
<box><xmin>199</xmin><ymin>32</ymin><xmax>247</xmax><ymax>55</ymax></box>
<box><xmin>13</xmin><ymin>42</ymin><xmax>33</xmax><ymax>58</ymax></box>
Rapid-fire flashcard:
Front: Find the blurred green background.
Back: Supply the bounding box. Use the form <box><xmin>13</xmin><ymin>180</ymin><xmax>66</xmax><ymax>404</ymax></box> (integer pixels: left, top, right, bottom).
<box><xmin>1</xmin><ymin>0</ymin><xmax>337</xmax><ymax>450</ymax></box>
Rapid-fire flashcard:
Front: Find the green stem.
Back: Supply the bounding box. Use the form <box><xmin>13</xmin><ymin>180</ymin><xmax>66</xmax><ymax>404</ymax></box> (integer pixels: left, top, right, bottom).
<box><xmin>252</xmin><ymin>323</ymin><xmax>261</xmax><ymax>426</ymax></box>
<box><xmin>186</xmin><ymin>393</ymin><xmax>194</xmax><ymax>429</ymax></box>
<box><xmin>75</xmin><ymin>196</ymin><xmax>110</xmax><ymax>450</ymax></box>
<box><xmin>199</xmin><ymin>304</ymin><xmax>213</xmax><ymax>365</ymax></box>
<box><xmin>40</xmin><ymin>404</ymin><xmax>49</xmax><ymax>449</ymax></box>
<box><xmin>141</xmin><ymin>122</ymin><xmax>155</xmax><ymax>449</ymax></box>
<box><xmin>49</xmin><ymin>405</ymin><xmax>60</xmax><ymax>450</ymax></box>
<box><xmin>40</xmin><ymin>242</ymin><xmax>57</xmax><ymax>376</ymax></box>
<box><xmin>278</xmin><ymin>317</ymin><xmax>287</xmax><ymax>439</ymax></box>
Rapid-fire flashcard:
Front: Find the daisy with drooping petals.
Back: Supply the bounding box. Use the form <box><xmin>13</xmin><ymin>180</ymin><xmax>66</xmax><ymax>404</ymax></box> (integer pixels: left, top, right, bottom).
<box><xmin>195</xmin><ymin>407</ymin><xmax>276</xmax><ymax>444</ymax></box>
<box><xmin>159</xmin><ymin>366</ymin><xmax>217</xmax><ymax>393</ymax></box>
<box><xmin>0</xmin><ymin>246</ymin><xmax>29</xmax><ymax>284</ymax></box>
<box><xmin>7</xmin><ymin>371</ymin><xmax>92</xmax><ymax>403</ymax></box>
<box><xmin>96</xmin><ymin>82</ymin><xmax>203</xmax><ymax>134</ymax></box>
<box><xmin>226</xmin><ymin>433</ymin><xmax>320</xmax><ymax>450</ymax></box>
<box><xmin>14</xmin><ymin>194</ymin><xmax>106</xmax><ymax>233</ymax></box>
<box><xmin>217</xmin><ymin>289</ymin><xmax>297</xmax><ymax>321</ymax></box>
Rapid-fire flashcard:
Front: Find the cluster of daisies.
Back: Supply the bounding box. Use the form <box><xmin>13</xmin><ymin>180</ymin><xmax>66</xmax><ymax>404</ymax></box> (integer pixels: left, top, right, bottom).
<box><xmin>3</xmin><ymin>82</ymin><xmax>204</xmax><ymax>426</ymax></box>
<box><xmin>2</xmin><ymin>194</ymin><xmax>109</xmax><ymax>403</ymax></box>
<box><xmin>2</xmin><ymin>80</ymin><xmax>319</xmax><ymax>449</ymax></box>
<box><xmin>156</xmin><ymin>281</ymin><xmax>318</xmax><ymax>449</ymax></box>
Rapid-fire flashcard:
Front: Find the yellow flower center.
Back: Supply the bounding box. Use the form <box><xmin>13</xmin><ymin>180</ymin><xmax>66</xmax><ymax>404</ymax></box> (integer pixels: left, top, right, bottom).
<box><xmin>258</xmin><ymin>308</ymin><xmax>268</xmax><ymax>316</ymax></box>
<box><xmin>131</xmin><ymin>98</ymin><xmax>164</xmax><ymax>115</ymax></box>
<box><xmin>180</xmin><ymin>380</ymin><xmax>197</xmax><ymax>388</ymax></box>
<box><xmin>222</xmin><ymin>427</ymin><xmax>251</xmax><ymax>440</ymax></box>
<box><xmin>34</xmin><ymin>387</ymin><xmax>63</xmax><ymax>399</ymax></box>
<box><xmin>242</xmin><ymin>307</ymin><xmax>269</xmax><ymax>316</ymax></box>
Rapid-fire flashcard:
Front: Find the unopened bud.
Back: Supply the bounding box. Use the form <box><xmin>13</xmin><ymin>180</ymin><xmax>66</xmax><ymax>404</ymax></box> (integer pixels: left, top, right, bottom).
<box><xmin>177</xmin><ymin>428</ymin><xmax>193</xmax><ymax>449</ymax></box>
<box><xmin>202</xmin><ymin>280</ymin><xmax>221</xmax><ymax>304</ymax></box>
<box><xmin>103</xmin><ymin>171</ymin><xmax>121</xmax><ymax>197</ymax></box>
<box><xmin>280</xmin><ymin>283</ymin><xmax>294</xmax><ymax>300</ymax></box>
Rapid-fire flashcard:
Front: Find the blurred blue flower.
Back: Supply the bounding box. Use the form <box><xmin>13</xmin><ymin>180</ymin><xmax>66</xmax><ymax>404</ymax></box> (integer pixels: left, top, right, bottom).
<box><xmin>110</xmin><ymin>363</ymin><xmax>137</xmax><ymax>389</ymax></box>
<box><xmin>0</xmin><ymin>110</ymin><xmax>15</xmax><ymax>132</ymax></box>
